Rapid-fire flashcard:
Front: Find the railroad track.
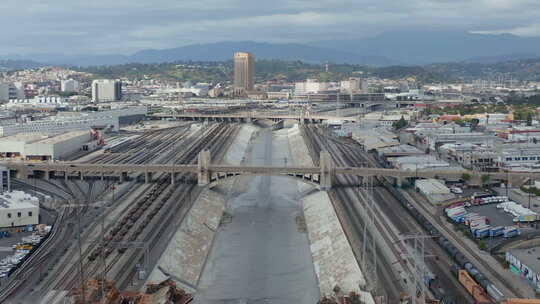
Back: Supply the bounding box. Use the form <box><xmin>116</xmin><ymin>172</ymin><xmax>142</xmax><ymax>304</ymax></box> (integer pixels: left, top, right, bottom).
<box><xmin>302</xmin><ymin>125</ymin><xmax>407</xmax><ymax>301</ymax></box>
<box><xmin>306</xmin><ymin>125</ymin><xmax>519</xmax><ymax>301</ymax></box>
<box><xmin>302</xmin><ymin>125</ymin><xmax>478</xmax><ymax>302</ymax></box>
<box><xmin>41</xmin><ymin>123</ymin><xmax>239</xmax><ymax>296</ymax></box>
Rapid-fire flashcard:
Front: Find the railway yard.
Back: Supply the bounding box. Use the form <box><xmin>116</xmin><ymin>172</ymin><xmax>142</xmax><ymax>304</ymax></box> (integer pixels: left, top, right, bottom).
<box><xmin>0</xmin><ymin>117</ymin><xmax>537</xmax><ymax>304</ymax></box>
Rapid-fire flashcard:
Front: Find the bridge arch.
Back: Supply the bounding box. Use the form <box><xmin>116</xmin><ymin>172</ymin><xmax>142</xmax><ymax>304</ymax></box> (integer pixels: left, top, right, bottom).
<box><xmin>206</xmin><ymin>172</ymin><xmax>321</xmax><ymax>188</ymax></box>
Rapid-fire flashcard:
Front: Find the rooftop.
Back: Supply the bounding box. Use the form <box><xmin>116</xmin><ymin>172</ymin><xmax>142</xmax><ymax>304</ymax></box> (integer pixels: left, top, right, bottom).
<box><xmin>0</xmin><ymin>191</ymin><xmax>39</xmax><ymax>210</ymax></box>
<box><xmin>509</xmin><ymin>247</ymin><xmax>540</xmax><ymax>273</ymax></box>
<box><xmin>1</xmin><ymin>131</ymin><xmax>89</xmax><ymax>144</ymax></box>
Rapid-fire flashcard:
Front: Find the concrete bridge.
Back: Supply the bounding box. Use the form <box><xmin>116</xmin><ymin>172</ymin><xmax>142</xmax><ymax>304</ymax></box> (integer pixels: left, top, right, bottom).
<box><xmin>2</xmin><ymin>151</ymin><xmax>533</xmax><ymax>190</ymax></box>
<box><xmin>150</xmin><ymin>112</ymin><xmax>358</xmax><ymax>124</ymax></box>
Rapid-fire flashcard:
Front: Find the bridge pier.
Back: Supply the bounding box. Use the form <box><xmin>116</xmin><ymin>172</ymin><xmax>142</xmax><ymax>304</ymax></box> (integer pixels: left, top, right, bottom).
<box><xmin>171</xmin><ymin>172</ymin><xmax>175</xmax><ymax>185</ymax></box>
<box><xmin>198</xmin><ymin>150</ymin><xmax>211</xmax><ymax>186</ymax></box>
<box><xmin>145</xmin><ymin>172</ymin><xmax>152</xmax><ymax>184</ymax></box>
<box><xmin>395</xmin><ymin>177</ymin><xmax>403</xmax><ymax>188</ymax></box>
<box><xmin>15</xmin><ymin>167</ymin><xmax>28</xmax><ymax>180</ymax></box>
<box><xmin>80</xmin><ymin>171</ymin><xmax>84</xmax><ymax>181</ymax></box>
<box><xmin>319</xmin><ymin>151</ymin><xmax>334</xmax><ymax>191</ymax></box>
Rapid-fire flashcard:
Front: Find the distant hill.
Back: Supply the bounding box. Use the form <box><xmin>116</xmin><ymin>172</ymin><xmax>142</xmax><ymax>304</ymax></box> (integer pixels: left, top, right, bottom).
<box><xmin>0</xmin><ymin>41</ymin><xmax>398</xmax><ymax>67</ymax></box>
<box><xmin>0</xmin><ymin>60</ymin><xmax>43</xmax><ymax>70</ymax></box>
<box><xmin>309</xmin><ymin>30</ymin><xmax>540</xmax><ymax>65</ymax></box>
<box><xmin>129</xmin><ymin>41</ymin><xmax>399</xmax><ymax>66</ymax></box>
<box><xmin>4</xmin><ymin>30</ymin><xmax>540</xmax><ymax>67</ymax></box>
<box><xmin>426</xmin><ymin>57</ymin><xmax>540</xmax><ymax>81</ymax></box>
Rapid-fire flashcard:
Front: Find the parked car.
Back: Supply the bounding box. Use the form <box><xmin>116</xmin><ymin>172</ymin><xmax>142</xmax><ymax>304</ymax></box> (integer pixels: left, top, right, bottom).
<box><xmin>451</xmin><ymin>187</ymin><xmax>463</xmax><ymax>194</ymax></box>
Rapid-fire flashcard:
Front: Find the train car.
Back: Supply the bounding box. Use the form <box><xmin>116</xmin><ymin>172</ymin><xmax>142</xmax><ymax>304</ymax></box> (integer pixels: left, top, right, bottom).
<box><xmin>458</xmin><ymin>270</ymin><xmax>493</xmax><ymax>304</ymax></box>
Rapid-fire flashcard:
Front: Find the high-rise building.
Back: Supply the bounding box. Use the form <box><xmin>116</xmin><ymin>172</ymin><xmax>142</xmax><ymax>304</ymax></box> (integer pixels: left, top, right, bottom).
<box><xmin>61</xmin><ymin>79</ymin><xmax>80</xmax><ymax>93</ymax></box>
<box><xmin>0</xmin><ymin>83</ymin><xmax>24</xmax><ymax>102</ymax></box>
<box><xmin>92</xmin><ymin>79</ymin><xmax>122</xmax><ymax>102</ymax></box>
<box><xmin>234</xmin><ymin>52</ymin><xmax>255</xmax><ymax>93</ymax></box>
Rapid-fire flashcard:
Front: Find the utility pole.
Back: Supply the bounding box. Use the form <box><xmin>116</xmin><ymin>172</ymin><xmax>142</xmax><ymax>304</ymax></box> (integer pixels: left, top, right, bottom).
<box><xmin>399</xmin><ymin>233</ymin><xmax>434</xmax><ymax>304</ymax></box>
<box><xmin>74</xmin><ymin>201</ymin><xmax>86</xmax><ymax>304</ymax></box>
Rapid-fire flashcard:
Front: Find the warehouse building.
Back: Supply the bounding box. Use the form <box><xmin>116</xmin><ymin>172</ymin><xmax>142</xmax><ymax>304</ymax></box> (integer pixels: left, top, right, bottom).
<box><xmin>415</xmin><ymin>179</ymin><xmax>455</xmax><ymax>203</ymax></box>
<box><xmin>0</xmin><ymin>190</ymin><xmax>39</xmax><ymax>228</ymax></box>
<box><xmin>0</xmin><ymin>131</ymin><xmax>92</xmax><ymax>161</ymax></box>
<box><xmin>57</xmin><ymin>106</ymin><xmax>148</xmax><ymax>125</ymax></box>
<box><xmin>352</xmin><ymin>128</ymin><xmax>399</xmax><ymax>151</ymax></box>
<box><xmin>506</xmin><ymin>247</ymin><xmax>540</xmax><ymax>291</ymax></box>
<box><xmin>0</xmin><ymin>115</ymin><xmax>118</xmax><ymax>137</ymax></box>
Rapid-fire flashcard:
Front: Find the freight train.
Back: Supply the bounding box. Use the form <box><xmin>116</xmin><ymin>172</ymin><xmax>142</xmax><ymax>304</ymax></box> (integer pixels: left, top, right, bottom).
<box><xmin>382</xmin><ymin>182</ymin><xmax>505</xmax><ymax>303</ymax></box>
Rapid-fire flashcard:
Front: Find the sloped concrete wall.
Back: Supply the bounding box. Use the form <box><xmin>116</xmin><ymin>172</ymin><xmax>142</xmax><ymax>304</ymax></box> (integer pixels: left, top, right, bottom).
<box><xmin>145</xmin><ymin>189</ymin><xmax>225</xmax><ymax>290</ymax></box>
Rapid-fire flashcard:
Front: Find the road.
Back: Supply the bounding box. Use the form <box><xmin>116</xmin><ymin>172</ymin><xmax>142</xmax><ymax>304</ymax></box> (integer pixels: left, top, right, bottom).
<box><xmin>194</xmin><ymin>128</ymin><xmax>319</xmax><ymax>303</ymax></box>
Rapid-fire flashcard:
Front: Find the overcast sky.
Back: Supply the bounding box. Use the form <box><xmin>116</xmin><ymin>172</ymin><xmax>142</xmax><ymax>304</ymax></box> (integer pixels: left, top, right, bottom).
<box><xmin>2</xmin><ymin>0</ymin><xmax>540</xmax><ymax>55</ymax></box>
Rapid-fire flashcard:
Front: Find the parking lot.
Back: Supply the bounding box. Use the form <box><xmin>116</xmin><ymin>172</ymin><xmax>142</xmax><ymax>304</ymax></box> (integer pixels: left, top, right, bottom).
<box><xmin>0</xmin><ymin>231</ymin><xmax>36</xmax><ymax>260</ymax></box>
<box><xmin>468</xmin><ymin>204</ymin><xmax>516</xmax><ymax>227</ymax></box>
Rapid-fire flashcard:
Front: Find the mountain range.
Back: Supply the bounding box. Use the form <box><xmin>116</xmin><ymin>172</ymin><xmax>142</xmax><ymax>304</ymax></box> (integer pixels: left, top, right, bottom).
<box><xmin>1</xmin><ymin>30</ymin><xmax>540</xmax><ymax>67</ymax></box>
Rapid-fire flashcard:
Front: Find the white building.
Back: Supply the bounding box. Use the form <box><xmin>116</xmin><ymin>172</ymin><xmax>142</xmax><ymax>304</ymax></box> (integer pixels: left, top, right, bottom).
<box><xmin>0</xmin><ymin>83</ymin><xmax>24</xmax><ymax>102</ymax></box>
<box><xmin>61</xmin><ymin>79</ymin><xmax>79</xmax><ymax>93</ymax></box>
<box><xmin>0</xmin><ymin>115</ymin><xmax>118</xmax><ymax>137</ymax></box>
<box><xmin>0</xmin><ymin>131</ymin><xmax>92</xmax><ymax>161</ymax></box>
<box><xmin>92</xmin><ymin>79</ymin><xmax>122</xmax><ymax>102</ymax></box>
<box><xmin>295</xmin><ymin>79</ymin><xmax>330</xmax><ymax>95</ymax></box>
<box><xmin>0</xmin><ymin>190</ymin><xmax>39</xmax><ymax>228</ymax></box>
<box><xmin>179</xmin><ymin>83</ymin><xmax>210</xmax><ymax>97</ymax></box>
<box><xmin>340</xmin><ymin>77</ymin><xmax>361</xmax><ymax>93</ymax></box>
<box><xmin>6</xmin><ymin>96</ymin><xmax>69</xmax><ymax>110</ymax></box>
<box><xmin>499</xmin><ymin>147</ymin><xmax>540</xmax><ymax>168</ymax></box>
<box><xmin>415</xmin><ymin>179</ymin><xmax>455</xmax><ymax>203</ymax></box>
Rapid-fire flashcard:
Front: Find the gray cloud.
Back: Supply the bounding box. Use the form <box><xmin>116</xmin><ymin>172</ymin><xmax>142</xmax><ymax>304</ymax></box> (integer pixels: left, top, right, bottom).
<box><xmin>1</xmin><ymin>0</ymin><xmax>540</xmax><ymax>54</ymax></box>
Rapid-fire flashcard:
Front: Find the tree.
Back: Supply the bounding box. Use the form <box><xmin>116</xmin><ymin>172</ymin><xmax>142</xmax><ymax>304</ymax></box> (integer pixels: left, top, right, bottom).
<box><xmin>527</xmin><ymin>112</ymin><xmax>533</xmax><ymax>126</ymax></box>
<box><xmin>479</xmin><ymin>240</ymin><xmax>487</xmax><ymax>251</ymax></box>
<box><xmin>461</xmin><ymin>173</ymin><xmax>471</xmax><ymax>182</ymax></box>
<box><xmin>481</xmin><ymin>174</ymin><xmax>491</xmax><ymax>187</ymax></box>
<box><xmin>393</xmin><ymin>116</ymin><xmax>408</xmax><ymax>130</ymax></box>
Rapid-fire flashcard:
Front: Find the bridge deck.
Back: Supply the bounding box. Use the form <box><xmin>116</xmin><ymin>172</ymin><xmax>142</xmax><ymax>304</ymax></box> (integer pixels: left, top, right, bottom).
<box><xmin>2</xmin><ymin>162</ymin><xmax>535</xmax><ymax>182</ymax></box>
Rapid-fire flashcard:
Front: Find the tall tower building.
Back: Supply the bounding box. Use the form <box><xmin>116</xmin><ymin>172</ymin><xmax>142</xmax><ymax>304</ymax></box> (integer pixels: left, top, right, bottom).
<box><xmin>92</xmin><ymin>79</ymin><xmax>122</xmax><ymax>102</ymax></box>
<box><xmin>234</xmin><ymin>52</ymin><xmax>255</xmax><ymax>93</ymax></box>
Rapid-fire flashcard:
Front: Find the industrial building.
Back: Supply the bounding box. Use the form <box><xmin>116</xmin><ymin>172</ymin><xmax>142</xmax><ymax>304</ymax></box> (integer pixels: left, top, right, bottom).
<box><xmin>57</xmin><ymin>106</ymin><xmax>147</xmax><ymax>125</ymax></box>
<box><xmin>233</xmin><ymin>52</ymin><xmax>255</xmax><ymax>93</ymax></box>
<box><xmin>500</xmin><ymin>147</ymin><xmax>540</xmax><ymax>168</ymax></box>
<box><xmin>352</xmin><ymin>128</ymin><xmax>399</xmax><ymax>151</ymax></box>
<box><xmin>0</xmin><ymin>115</ymin><xmax>118</xmax><ymax>137</ymax></box>
<box><xmin>415</xmin><ymin>179</ymin><xmax>455</xmax><ymax>203</ymax></box>
<box><xmin>0</xmin><ymin>131</ymin><xmax>93</xmax><ymax>160</ymax></box>
<box><xmin>0</xmin><ymin>190</ymin><xmax>39</xmax><ymax>228</ymax></box>
<box><xmin>92</xmin><ymin>79</ymin><xmax>122</xmax><ymax>102</ymax></box>
<box><xmin>506</xmin><ymin>247</ymin><xmax>540</xmax><ymax>291</ymax></box>
<box><xmin>390</xmin><ymin>155</ymin><xmax>450</xmax><ymax>171</ymax></box>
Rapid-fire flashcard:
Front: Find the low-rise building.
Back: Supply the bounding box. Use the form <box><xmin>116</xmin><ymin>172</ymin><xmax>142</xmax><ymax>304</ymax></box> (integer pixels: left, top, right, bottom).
<box><xmin>506</xmin><ymin>247</ymin><xmax>540</xmax><ymax>291</ymax></box>
<box><xmin>499</xmin><ymin>147</ymin><xmax>540</xmax><ymax>168</ymax></box>
<box><xmin>0</xmin><ymin>190</ymin><xmax>39</xmax><ymax>228</ymax></box>
<box><xmin>352</xmin><ymin>128</ymin><xmax>399</xmax><ymax>151</ymax></box>
<box><xmin>0</xmin><ymin>131</ymin><xmax>93</xmax><ymax>160</ymax></box>
<box><xmin>0</xmin><ymin>115</ymin><xmax>118</xmax><ymax>137</ymax></box>
<box><xmin>415</xmin><ymin>179</ymin><xmax>455</xmax><ymax>203</ymax></box>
